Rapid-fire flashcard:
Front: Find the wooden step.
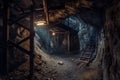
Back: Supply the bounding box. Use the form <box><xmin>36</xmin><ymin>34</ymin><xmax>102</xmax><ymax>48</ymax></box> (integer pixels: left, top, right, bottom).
<box><xmin>81</xmin><ymin>54</ymin><xmax>91</xmax><ymax>58</ymax></box>
<box><xmin>82</xmin><ymin>52</ymin><xmax>91</xmax><ymax>55</ymax></box>
<box><xmin>79</xmin><ymin>60</ymin><xmax>89</xmax><ymax>63</ymax></box>
<box><xmin>80</xmin><ymin>57</ymin><xmax>90</xmax><ymax>60</ymax></box>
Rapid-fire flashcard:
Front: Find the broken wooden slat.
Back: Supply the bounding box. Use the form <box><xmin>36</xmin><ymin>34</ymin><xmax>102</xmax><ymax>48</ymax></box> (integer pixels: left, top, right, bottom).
<box><xmin>17</xmin><ymin>36</ymin><xmax>30</xmax><ymax>45</ymax></box>
<box><xmin>8</xmin><ymin>40</ymin><xmax>30</xmax><ymax>55</ymax></box>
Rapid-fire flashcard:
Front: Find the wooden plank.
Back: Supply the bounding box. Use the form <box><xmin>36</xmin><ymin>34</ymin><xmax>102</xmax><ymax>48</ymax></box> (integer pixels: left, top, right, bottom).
<box><xmin>29</xmin><ymin>7</ymin><xmax>34</xmax><ymax>80</ymax></box>
<box><xmin>79</xmin><ymin>60</ymin><xmax>89</xmax><ymax>63</ymax></box>
<box><xmin>35</xmin><ymin>8</ymin><xmax>44</xmax><ymax>11</ymax></box>
<box><xmin>17</xmin><ymin>36</ymin><xmax>30</xmax><ymax>45</ymax></box>
<box><xmin>15</xmin><ymin>23</ymin><xmax>30</xmax><ymax>31</ymax></box>
<box><xmin>43</xmin><ymin>0</ymin><xmax>49</xmax><ymax>24</ymax></box>
<box><xmin>9</xmin><ymin>14</ymin><xmax>30</xmax><ymax>25</ymax></box>
<box><xmin>8</xmin><ymin>40</ymin><xmax>30</xmax><ymax>55</ymax></box>
<box><xmin>0</xmin><ymin>0</ymin><xmax>8</xmax><ymax>75</ymax></box>
<box><xmin>68</xmin><ymin>32</ymin><xmax>70</xmax><ymax>52</ymax></box>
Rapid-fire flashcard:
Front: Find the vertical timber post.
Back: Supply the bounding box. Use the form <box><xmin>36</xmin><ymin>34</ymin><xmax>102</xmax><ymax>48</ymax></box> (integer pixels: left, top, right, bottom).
<box><xmin>67</xmin><ymin>32</ymin><xmax>70</xmax><ymax>52</ymax></box>
<box><xmin>43</xmin><ymin>0</ymin><xmax>49</xmax><ymax>24</ymax></box>
<box><xmin>1</xmin><ymin>0</ymin><xmax>9</xmax><ymax>76</ymax></box>
<box><xmin>29</xmin><ymin>6</ymin><xmax>34</xmax><ymax>80</ymax></box>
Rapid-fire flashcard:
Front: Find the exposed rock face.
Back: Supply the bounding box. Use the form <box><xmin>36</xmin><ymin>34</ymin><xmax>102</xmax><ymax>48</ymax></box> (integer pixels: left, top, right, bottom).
<box><xmin>92</xmin><ymin>29</ymin><xmax>105</xmax><ymax>68</ymax></box>
<box><xmin>63</xmin><ymin>13</ymin><xmax>100</xmax><ymax>52</ymax></box>
<box><xmin>103</xmin><ymin>2</ymin><xmax>120</xmax><ymax>80</ymax></box>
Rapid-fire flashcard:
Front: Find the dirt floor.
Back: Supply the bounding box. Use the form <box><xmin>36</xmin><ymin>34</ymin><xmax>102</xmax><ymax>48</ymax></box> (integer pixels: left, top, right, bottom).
<box><xmin>1</xmin><ymin>47</ymin><xmax>102</xmax><ymax>80</ymax></box>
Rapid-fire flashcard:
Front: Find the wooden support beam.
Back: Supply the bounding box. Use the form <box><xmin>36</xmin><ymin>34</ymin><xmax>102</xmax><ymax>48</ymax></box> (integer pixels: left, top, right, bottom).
<box><xmin>17</xmin><ymin>36</ymin><xmax>30</xmax><ymax>45</ymax></box>
<box><xmin>1</xmin><ymin>0</ymin><xmax>36</xmax><ymax>78</ymax></box>
<box><xmin>43</xmin><ymin>0</ymin><xmax>49</xmax><ymax>24</ymax></box>
<box><xmin>15</xmin><ymin>23</ymin><xmax>30</xmax><ymax>31</ymax></box>
<box><xmin>8</xmin><ymin>40</ymin><xmax>30</xmax><ymax>55</ymax></box>
<box><xmin>29</xmin><ymin>7</ymin><xmax>34</xmax><ymax>80</ymax></box>
<box><xmin>0</xmin><ymin>0</ymin><xmax>9</xmax><ymax>75</ymax></box>
<box><xmin>68</xmin><ymin>32</ymin><xmax>70</xmax><ymax>52</ymax></box>
<box><xmin>9</xmin><ymin>14</ymin><xmax>29</xmax><ymax>25</ymax></box>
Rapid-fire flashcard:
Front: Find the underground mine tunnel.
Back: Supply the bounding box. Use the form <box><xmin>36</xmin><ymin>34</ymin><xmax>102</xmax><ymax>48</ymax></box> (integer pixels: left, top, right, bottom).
<box><xmin>0</xmin><ymin>0</ymin><xmax>120</xmax><ymax>80</ymax></box>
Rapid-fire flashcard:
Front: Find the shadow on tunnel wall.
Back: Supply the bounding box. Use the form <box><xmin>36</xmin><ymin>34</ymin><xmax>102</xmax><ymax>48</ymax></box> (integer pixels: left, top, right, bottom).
<box><xmin>7</xmin><ymin>25</ymin><xmax>27</xmax><ymax>72</ymax></box>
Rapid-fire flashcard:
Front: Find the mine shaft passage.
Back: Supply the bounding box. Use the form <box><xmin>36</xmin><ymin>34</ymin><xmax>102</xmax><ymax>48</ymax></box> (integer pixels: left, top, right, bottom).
<box><xmin>34</xmin><ymin>14</ymin><xmax>99</xmax><ymax>61</ymax></box>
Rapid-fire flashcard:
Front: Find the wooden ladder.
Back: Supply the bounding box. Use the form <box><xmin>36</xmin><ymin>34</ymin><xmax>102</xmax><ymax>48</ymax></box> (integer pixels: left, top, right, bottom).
<box><xmin>77</xmin><ymin>41</ymin><xmax>95</xmax><ymax>68</ymax></box>
<box><xmin>80</xmin><ymin>46</ymin><xmax>94</xmax><ymax>63</ymax></box>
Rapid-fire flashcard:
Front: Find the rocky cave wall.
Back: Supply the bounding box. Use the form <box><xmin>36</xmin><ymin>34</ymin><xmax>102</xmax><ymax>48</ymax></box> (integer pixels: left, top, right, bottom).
<box><xmin>103</xmin><ymin>2</ymin><xmax>120</xmax><ymax>80</ymax></box>
<box><xmin>63</xmin><ymin>14</ymin><xmax>99</xmax><ymax>52</ymax></box>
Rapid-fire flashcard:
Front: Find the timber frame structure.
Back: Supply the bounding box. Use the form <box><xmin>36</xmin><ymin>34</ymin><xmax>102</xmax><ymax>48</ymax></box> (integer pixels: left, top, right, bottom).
<box><xmin>1</xmin><ymin>0</ymin><xmax>49</xmax><ymax>79</ymax></box>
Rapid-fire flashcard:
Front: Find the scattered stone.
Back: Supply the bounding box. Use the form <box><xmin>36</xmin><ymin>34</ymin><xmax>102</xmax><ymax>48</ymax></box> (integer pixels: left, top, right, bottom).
<box><xmin>47</xmin><ymin>78</ymin><xmax>51</xmax><ymax>80</ymax></box>
<box><xmin>58</xmin><ymin>61</ymin><xmax>64</xmax><ymax>65</ymax></box>
<box><xmin>10</xmin><ymin>77</ymin><xmax>13</xmax><ymax>80</ymax></box>
<box><xmin>72</xmin><ymin>59</ymin><xmax>74</xmax><ymax>61</ymax></box>
<box><xmin>52</xmin><ymin>74</ymin><xmax>55</xmax><ymax>77</ymax></box>
<box><xmin>54</xmin><ymin>65</ymin><xmax>57</xmax><ymax>67</ymax></box>
<box><xmin>37</xmin><ymin>55</ymin><xmax>41</xmax><ymax>59</ymax></box>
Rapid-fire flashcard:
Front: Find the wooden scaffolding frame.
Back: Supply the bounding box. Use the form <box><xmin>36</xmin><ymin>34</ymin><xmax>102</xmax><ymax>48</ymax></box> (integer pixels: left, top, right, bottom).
<box><xmin>1</xmin><ymin>0</ymin><xmax>49</xmax><ymax>79</ymax></box>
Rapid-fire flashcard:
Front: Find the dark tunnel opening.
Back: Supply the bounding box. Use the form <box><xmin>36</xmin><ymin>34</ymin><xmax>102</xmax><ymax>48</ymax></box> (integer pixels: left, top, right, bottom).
<box><xmin>34</xmin><ymin>12</ymin><xmax>102</xmax><ymax>60</ymax></box>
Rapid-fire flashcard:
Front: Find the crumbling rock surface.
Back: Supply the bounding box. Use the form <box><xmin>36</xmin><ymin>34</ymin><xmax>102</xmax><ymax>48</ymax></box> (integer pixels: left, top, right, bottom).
<box><xmin>103</xmin><ymin>2</ymin><xmax>120</xmax><ymax>80</ymax></box>
<box><xmin>7</xmin><ymin>54</ymin><xmax>58</xmax><ymax>80</ymax></box>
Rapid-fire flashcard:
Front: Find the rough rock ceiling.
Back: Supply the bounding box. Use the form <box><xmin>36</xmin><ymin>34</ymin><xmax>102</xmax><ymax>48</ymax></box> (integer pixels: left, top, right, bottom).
<box><xmin>3</xmin><ymin>0</ymin><xmax>119</xmax><ymax>26</ymax></box>
<box><xmin>8</xmin><ymin>0</ymin><xmax>117</xmax><ymax>10</ymax></box>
